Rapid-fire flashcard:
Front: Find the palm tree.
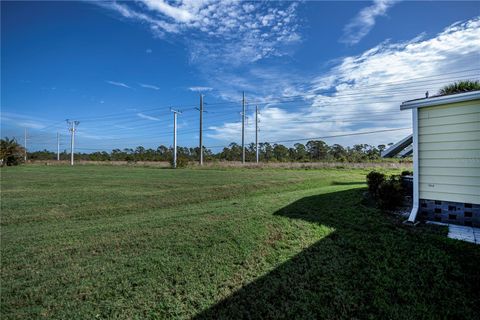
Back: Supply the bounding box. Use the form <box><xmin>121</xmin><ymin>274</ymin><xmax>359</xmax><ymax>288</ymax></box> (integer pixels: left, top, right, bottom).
<box><xmin>0</xmin><ymin>137</ymin><xmax>25</xmax><ymax>166</ymax></box>
<box><xmin>438</xmin><ymin>80</ymin><xmax>480</xmax><ymax>95</ymax></box>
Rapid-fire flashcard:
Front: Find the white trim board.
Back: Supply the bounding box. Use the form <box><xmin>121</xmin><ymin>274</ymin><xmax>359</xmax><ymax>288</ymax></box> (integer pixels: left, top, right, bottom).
<box><xmin>408</xmin><ymin>107</ymin><xmax>419</xmax><ymax>223</ymax></box>
<box><xmin>401</xmin><ymin>91</ymin><xmax>480</xmax><ymax>110</ymax></box>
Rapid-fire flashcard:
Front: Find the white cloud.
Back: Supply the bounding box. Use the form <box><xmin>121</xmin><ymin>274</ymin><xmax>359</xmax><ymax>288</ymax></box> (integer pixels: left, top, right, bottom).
<box><xmin>113</xmin><ymin>124</ymin><xmax>134</xmax><ymax>130</ymax></box>
<box><xmin>99</xmin><ymin>1</ymin><xmax>301</xmax><ymax>65</ymax></box>
<box><xmin>141</xmin><ymin>0</ymin><xmax>194</xmax><ymax>23</ymax></box>
<box><xmin>97</xmin><ymin>3</ymin><xmax>479</xmax><ymax>148</ymax></box>
<box><xmin>106</xmin><ymin>80</ymin><xmax>131</xmax><ymax>89</ymax></box>
<box><xmin>208</xmin><ymin>17</ymin><xmax>480</xmax><ymax>147</ymax></box>
<box><xmin>139</xmin><ymin>83</ymin><xmax>160</xmax><ymax>90</ymax></box>
<box><xmin>189</xmin><ymin>86</ymin><xmax>213</xmax><ymax>92</ymax></box>
<box><xmin>18</xmin><ymin>121</ymin><xmax>46</xmax><ymax>130</ymax></box>
<box><xmin>341</xmin><ymin>0</ymin><xmax>399</xmax><ymax>45</ymax></box>
<box><xmin>137</xmin><ymin>112</ymin><xmax>160</xmax><ymax>121</ymax></box>
<box><xmin>100</xmin><ymin>2</ymin><xmax>179</xmax><ymax>35</ymax></box>
<box><xmin>0</xmin><ymin>112</ymin><xmax>58</xmax><ymax>131</ymax></box>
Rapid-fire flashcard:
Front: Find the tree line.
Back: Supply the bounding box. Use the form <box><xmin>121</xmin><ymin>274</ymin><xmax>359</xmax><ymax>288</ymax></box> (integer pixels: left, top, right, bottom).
<box><xmin>25</xmin><ymin>141</ymin><xmax>394</xmax><ymax>163</ymax></box>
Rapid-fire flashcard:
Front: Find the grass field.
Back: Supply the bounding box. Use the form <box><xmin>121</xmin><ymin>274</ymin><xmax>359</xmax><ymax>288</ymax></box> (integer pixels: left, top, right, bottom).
<box><xmin>1</xmin><ymin>165</ymin><xmax>479</xmax><ymax>319</ymax></box>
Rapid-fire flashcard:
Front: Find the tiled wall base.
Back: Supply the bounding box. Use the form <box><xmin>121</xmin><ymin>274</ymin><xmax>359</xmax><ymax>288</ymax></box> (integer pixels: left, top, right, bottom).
<box><xmin>419</xmin><ymin>199</ymin><xmax>480</xmax><ymax>227</ymax></box>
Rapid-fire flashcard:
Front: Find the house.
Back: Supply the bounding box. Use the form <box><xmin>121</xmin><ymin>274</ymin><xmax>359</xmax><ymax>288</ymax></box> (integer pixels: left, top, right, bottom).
<box><xmin>400</xmin><ymin>90</ymin><xmax>480</xmax><ymax>227</ymax></box>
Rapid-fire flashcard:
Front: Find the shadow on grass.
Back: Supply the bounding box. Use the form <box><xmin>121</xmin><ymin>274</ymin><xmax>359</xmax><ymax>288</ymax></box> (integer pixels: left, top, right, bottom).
<box><xmin>195</xmin><ymin>188</ymin><xmax>480</xmax><ymax>319</ymax></box>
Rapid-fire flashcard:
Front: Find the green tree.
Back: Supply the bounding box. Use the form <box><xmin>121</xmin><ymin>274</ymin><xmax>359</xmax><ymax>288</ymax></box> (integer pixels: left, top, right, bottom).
<box><xmin>220</xmin><ymin>143</ymin><xmax>242</xmax><ymax>161</ymax></box>
<box><xmin>306</xmin><ymin>140</ymin><xmax>329</xmax><ymax>161</ymax></box>
<box><xmin>246</xmin><ymin>143</ymin><xmax>257</xmax><ymax>162</ymax></box>
<box><xmin>0</xmin><ymin>137</ymin><xmax>25</xmax><ymax>166</ymax></box>
<box><xmin>29</xmin><ymin>149</ymin><xmax>55</xmax><ymax>160</ymax></box>
<box><xmin>293</xmin><ymin>143</ymin><xmax>308</xmax><ymax>161</ymax></box>
<box><xmin>111</xmin><ymin>149</ymin><xmax>126</xmax><ymax>161</ymax></box>
<box><xmin>329</xmin><ymin>144</ymin><xmax>347</xmax><ymax>161</ymax></box>
<box><xmin>157</xmin><ymin>145</ymin><xmax>170</xmax><ymax>161</ymax></box>
<box><xmin>377</xmin><ymin>144</ymin><xmax>386</xmax><ymax>154</ymax></box>
<box><xmin>273</xmin><ymin>144</ymin><xmax>289</xmax><ymax>162</ymax></box>
<box><xmin>259</xmin><ymin>142</ymin><xmax>274</xmax><ymax>161</ymax></box>
<box><xmin>438</xmin><ymin>80</ymin><xmax>480</xmax><ymax>95</ymax></box>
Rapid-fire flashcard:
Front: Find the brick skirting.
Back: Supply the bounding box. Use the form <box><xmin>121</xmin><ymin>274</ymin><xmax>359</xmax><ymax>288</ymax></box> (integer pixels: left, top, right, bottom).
<box><xmin>420</xmin><ymin>199</ymin><xmax>480</xmax><ymax>227</ymax></box>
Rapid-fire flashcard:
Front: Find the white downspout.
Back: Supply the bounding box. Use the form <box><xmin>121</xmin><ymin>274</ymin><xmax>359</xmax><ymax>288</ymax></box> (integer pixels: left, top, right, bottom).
<box><xmin>408</xmin><ymin>107</ymin><xmax>419</xmax><ymax>222</ymax></box>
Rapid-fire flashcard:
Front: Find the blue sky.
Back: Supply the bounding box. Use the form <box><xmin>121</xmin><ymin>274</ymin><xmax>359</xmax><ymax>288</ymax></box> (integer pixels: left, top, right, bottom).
<box><xmin>1</xmin><ymin>1</ymin><xmax>479</xmax><ymax>153</ymax></box>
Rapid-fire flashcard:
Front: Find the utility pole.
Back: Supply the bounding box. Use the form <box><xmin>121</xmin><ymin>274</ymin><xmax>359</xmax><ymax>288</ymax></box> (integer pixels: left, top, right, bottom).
<box><xmin>242</xmin><ymin>91</ymin><xmax>246</xmax><ymax>164</ymax></box>
<box><xmin>199</xmin><ymin>94</ymin><xmax>204</xmax><ymax>166</ymax></box>
<box><xmin>57</xmin><ymin>132</ymin><xmax>60</xmax><ymax>161</ymax></box>
<box><xmin>24</xmin><ymin>128</ymin><xmax>27</xmax><ymax>162</ymax></box>
<box><xmin>171</xmin><ymin>108</ymin><xmax>181</xmax><ymax>168</ymax></box>
<box><xmin>66</xmin><ymin>120</ymin><xmax>80</xmax><ymax>166</ymax></box>
<box><xmin>255</xmin><ymin>105</ymin><xmax>259</xmax><ymax>164</ymax></box>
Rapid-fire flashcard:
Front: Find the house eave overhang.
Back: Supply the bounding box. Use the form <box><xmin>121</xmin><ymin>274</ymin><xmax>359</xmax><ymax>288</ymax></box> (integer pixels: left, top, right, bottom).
<box><xmin>400</xmin><ymin>91</ymin><xmax>480</xmax><ymax>111</ymax></box>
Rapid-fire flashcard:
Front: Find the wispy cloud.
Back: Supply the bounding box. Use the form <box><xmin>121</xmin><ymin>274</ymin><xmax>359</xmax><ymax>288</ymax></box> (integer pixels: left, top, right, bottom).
<box><xmin>0</xmin><ymin>112</ymin><xmax>57</xmax><ymax>130</ymax></box>
<box><xmin>99</xmin><ymin>1</ymin><xmax>301</xmax><ymax>66</ymax></box>
<box><xmin>189</xmin><ymin>86</ymin><xmax>213</xmax><ymax>92</ymax></box>
<box><xmin>139</xmin><ymin>83</ymin><xmax>160</xmax><ymax>90</ymax></box>
<box><xmin>137</xmin><ymin>112</ymin><xmax>160</xmax><ymax>121</ymax></box>
<box><xmin>106</xmin><ymin>80</ymin><xmax>131</xmax><ymax>89</ymax></box>
<box><xmin>99</xmin><ymin>1</ymin><xmax>179</xmax><ymax>34</ymax></box>
<box><xmin>209</xmin><ymin>17</ymin><xmax>480</xmax><ymax>146</ymax></box>
<box><xmin>97</xmin><ymin>2</ymin><xmax>479</xmax><ymax>147</ymax></box>
<box><xmin>340</xmin><ymin>0</ymin><xmax>399</xmax><ymax>45</ymax></box>
<box><xmin>141</xmin><ymin>0</ymin><xmax>194</xmax><ymax>23</ymax></box>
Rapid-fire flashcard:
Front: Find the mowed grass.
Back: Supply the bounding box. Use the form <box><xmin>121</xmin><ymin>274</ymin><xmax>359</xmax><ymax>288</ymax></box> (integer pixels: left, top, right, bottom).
<box><xmin>1</xmin><ymin>165</ymin><xmax>479</xmax><ymax>319</ymax></box>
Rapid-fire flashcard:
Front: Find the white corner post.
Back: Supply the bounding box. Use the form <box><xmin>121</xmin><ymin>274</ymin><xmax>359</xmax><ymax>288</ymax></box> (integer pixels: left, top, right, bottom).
<box><xmin>408</xmin><ymin>107</ymin><xmax>419</xmax><ymax>222</ymax></box>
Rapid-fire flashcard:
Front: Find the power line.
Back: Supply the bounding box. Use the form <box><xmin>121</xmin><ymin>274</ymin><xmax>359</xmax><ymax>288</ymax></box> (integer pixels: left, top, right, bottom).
<box><xmin>10</xmin><ymin>107</ymin><xmax>412</xmax><ymax>147</ymax></box>
<box><xmin>76</xmin><ymin>74</ymin><xmax>480</xmax><ymax>126</ymax></box>
<box><xmin>205</xmin><ymin>127</ymin><xmax>411</xmax><ymax>149</ymax></box>
<box><xmin>26</xmin><ymin>106</ymin><xmax>414</xmax><ymax>144</ymax></box>
<box><xmin>67</xmin><ymin>114</ymin><xmax>411</xmax><ymax>145</ymax></box>
<box><xmin>38</xmin><ymin>68</ymin><xmax>479</xmax><ymax>125</ymax></box>
<box><xmin>72</xmin><ymin>126</ymin><xmax>410</xmax><ymax>152</ymax></box>
<box><xmin>18</xmin><ymin>68</ymin><xmax>479</xmax><ymax>154</ymax></box>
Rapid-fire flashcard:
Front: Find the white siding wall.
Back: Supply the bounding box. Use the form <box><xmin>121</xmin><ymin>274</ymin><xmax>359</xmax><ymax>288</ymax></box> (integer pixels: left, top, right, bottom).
<box><xmin>418</xmin><ymin>99</ymin><xmax>480</xmax><ymax>204</ymax></box>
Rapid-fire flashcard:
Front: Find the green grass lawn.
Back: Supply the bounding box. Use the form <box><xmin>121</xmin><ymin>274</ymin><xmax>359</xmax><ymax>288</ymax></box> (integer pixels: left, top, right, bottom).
<box><xmin>1</xmin><ymin>165</ymin><xmax>479</xmax><ymax>319</ymax></box>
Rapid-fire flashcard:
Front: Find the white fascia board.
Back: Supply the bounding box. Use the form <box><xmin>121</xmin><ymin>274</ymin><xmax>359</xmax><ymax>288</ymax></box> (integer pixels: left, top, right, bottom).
<box><xmin>400</xmin><ymin>91</ymin><xmax>480</xmax><ymax>110</ymax></box>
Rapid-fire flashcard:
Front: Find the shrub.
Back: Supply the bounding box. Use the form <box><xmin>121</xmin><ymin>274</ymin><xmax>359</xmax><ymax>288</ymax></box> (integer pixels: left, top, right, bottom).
<box><xmin>377</xmin><ymin>175</ymin><xmax>404</xmax><ymax>210</ymax></box>
<box><xmin>401</xmin><ymin>170</ymin><xmax>413</xmax><ymax>176</ymax></box>
<box><xmin>366</xmin><ymin>171</ymin><xmax>386</xmax><ymax>198</ymax></box>
<box><xmin>170</xmin><ymin>156</ymin><xmax>189</xmax><ymax>168</ymax></box>
<box><xmin>125</xmin><ymin>155</ymin><xmax>136</xmax><ymax>164</ymax></box>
